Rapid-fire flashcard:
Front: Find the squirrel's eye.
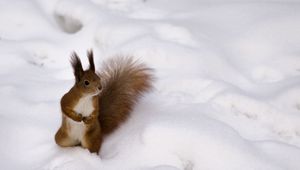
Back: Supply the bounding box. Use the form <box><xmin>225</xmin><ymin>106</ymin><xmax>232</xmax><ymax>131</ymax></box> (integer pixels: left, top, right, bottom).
<box><xmin>84</xmin><ymin>80</ymin><xmax>90</xmax><ymax>86</ymax></box>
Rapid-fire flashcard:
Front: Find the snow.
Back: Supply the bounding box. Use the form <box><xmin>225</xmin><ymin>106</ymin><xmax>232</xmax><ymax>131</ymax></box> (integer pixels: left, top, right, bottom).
<box><xmin>1</xmin><ymin>0</ymin><xmax>300</xmax><ymax>169</ymax></box>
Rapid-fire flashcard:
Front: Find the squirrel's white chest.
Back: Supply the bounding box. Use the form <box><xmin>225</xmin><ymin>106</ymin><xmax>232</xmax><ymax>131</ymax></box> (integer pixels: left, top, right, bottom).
<box><xmin>67</xmin><ymin>96</ymin><xmax>95</xmax><ymax>141</ymax></box>
<box><xmin>74</xmin><ymin>96</ymin><xmax>94</xmax><ymax>117</ymax></box>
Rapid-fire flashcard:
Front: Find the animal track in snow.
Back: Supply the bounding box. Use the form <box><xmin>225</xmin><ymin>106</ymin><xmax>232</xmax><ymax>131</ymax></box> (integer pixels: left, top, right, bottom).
<box><xmin>213</xmin><ymin>92</ymin><xmax>300</xmax><ymax>145</ymax></box>
<box><xmin>54</xmin><ymin>14</ymin><xmax>83</xmax><ymax>34</ymax></box>
<box><xmin>53</xmin><ymin>0</ymin><xmax>102</xmax><ymax>34</ymax></box>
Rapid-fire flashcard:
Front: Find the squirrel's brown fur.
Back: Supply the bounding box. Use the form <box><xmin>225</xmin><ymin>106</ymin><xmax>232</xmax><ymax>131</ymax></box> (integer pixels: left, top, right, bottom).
<box><xmin>55</xmin><ymin>51</ymin><xmax>153</xmax><ymax>154</ymax></box>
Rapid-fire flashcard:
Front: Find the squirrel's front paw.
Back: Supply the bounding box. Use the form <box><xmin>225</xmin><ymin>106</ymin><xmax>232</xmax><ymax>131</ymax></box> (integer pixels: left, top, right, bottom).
<box><xmin>82</xmin><ymin>116</ymin><xmax>94</xmax><ymax>124</ymax></box>
<box><xmin>73</xmin><ymin>113</ymin><xmax>83</xmax><ymax>122</ymax></box>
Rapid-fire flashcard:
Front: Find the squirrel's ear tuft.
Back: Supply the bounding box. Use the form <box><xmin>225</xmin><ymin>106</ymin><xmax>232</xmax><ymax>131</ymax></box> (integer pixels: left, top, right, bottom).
<box><xmin>70</xmin><ymin>52</ymin><xmax>83</xmax><ymax>82</ymax></box>
<box><xmin>87</xmin><ymin>49</ymin><xmax>95</xmax><ymax>72</ymax></box>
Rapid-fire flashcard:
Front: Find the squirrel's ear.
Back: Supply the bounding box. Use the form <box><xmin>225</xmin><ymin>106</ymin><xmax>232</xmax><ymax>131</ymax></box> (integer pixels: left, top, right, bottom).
<box><xmin>70</xmin><ymin>52</ymin><xmax>84</xmax><ymax>82</ymax></box>
<box><xmin>87</xmin><ymin>49</ymin><xmax>95</xmax><ymax>72</ymax></box>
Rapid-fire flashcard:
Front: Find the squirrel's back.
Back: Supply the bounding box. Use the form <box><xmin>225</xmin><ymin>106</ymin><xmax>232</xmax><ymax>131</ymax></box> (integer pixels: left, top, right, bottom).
<box><xmin>98</xmin><ymin>57</ymin><xmax>153</xmax><ymax>135</ymax></box>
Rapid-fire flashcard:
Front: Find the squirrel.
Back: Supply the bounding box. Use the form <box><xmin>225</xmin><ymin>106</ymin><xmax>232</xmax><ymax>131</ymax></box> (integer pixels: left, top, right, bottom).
<box><xmin>55</xmin><ymin>50</ymin><xmax>153</xmax><ymax>154</ymax></box>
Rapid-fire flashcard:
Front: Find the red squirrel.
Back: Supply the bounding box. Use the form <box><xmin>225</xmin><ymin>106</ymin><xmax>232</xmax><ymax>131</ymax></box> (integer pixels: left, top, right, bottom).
<box><xmin>55</xmin><ymin>50</ymin><xmax>153</xmax><ymax>154</ymax></box>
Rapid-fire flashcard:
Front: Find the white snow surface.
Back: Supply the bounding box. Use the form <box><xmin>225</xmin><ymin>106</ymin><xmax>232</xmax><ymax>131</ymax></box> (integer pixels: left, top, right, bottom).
<box><xmin>1</xmin><ymin>0</ymin><xmax>300</xmax><ymax>169</ymax></box>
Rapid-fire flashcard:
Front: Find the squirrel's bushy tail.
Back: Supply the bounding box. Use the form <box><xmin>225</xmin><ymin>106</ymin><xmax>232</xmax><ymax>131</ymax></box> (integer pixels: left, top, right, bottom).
<box><xmin>98</xmin><ymin>57</ymin><xmax>153</xmax><ymax>135</ymax></box>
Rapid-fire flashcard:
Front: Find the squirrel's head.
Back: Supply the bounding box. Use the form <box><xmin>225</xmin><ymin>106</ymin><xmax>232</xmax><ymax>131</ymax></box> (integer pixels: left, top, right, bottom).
<box><xmin>70</xmin><ymin>50</ymin><xmax>102</xmax><ymax>96</ymax></box>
